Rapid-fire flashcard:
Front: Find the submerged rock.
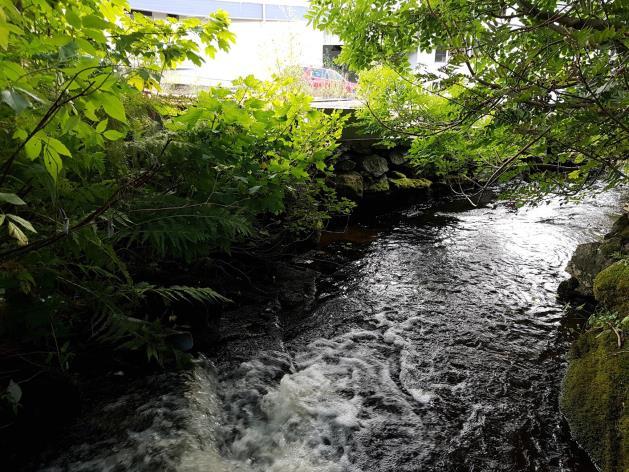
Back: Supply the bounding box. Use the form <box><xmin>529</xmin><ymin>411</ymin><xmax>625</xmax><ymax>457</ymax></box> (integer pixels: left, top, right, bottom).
<box><xmin>336</xmin><ymin>171</ymin><xmax>364</xmax><ymax>200</ymax></box>
<box><xmin>560</xmin><ymin>331</ymin><xmax>628</xmax><ymax>472</ymax></box>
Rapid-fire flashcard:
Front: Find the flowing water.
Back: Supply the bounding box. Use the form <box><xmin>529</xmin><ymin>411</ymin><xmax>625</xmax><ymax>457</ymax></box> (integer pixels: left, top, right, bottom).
<box><xmin>41</xmin><ymin>191</ymin><xmax>625</xmax><ymax>472</ymax></box>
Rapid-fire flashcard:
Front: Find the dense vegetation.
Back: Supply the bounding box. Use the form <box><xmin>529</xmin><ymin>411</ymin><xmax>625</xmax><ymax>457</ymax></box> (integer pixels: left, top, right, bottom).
<box><xmin>310</xmin><ymin>0</ymin><xmax>628</xmax><ymax>203</ymax></box>
<box><xmin>0</xmin><ymin>0</ymin><xmax>351</xmax><ymax>425</ymax></box>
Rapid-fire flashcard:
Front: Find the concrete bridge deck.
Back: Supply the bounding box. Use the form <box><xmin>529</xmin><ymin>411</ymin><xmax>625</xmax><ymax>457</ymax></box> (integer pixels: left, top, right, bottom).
<box><xmin>311</xmin><ymin>98</ymin><xmax>362</xmax><ymax>110</ymax></box>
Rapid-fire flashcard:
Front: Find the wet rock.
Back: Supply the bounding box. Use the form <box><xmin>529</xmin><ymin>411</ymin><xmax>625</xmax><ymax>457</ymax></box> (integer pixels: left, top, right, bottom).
<box><xmin>557</xmin><ymin>277</ymin><xmax>580</xmax><ymax>301</ymax></box>
<box><xmin>565</xmin><ymin>242</ymin><xmax>611</xmax><ymax>297</ymax></box>
<box><xmin>336</xmin><ymin>171</ymin><xmax>364</xmax><ymax>200</ymax></box>
<box><xmin>275</xmin><ymin>263</ymin><xmax>318</xmax><ymax>312</ymax></box>
<box><xmin>366</xmin><ymin>175</ymin><xmax>390</xmax><ymax>193</ymax></box>
<box><xmin>361</xmin><ymin>154</ymin><xmax>389</xmax><ymax>178</ymax></box>
<box><xmin>565</xmin><ymin>214</ymin><xmax>628</xmax><ymax>297</ymax></box>
<box><xmin>560</xmin><ymin>331</ymin><xmax>628</xmax><ymax>472</ymax></box>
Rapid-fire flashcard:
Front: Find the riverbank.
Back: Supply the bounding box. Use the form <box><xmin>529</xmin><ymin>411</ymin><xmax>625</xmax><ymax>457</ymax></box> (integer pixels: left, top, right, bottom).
<box><xmin>559</xmin><ymin>211</ymin><xmax>628</xmax><ymax>472</ymax></box>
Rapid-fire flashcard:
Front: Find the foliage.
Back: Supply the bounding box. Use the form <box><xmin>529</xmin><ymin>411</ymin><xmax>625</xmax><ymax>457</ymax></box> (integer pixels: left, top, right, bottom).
<box><xmin>0</xmin><ymin>0</ymin><xmax>347</xmax><ymax>417</ymax></box>
<box><xmin>309</xmin><ymin>0</ymin><xmax>629</xmax><ymax>202</ymax></box>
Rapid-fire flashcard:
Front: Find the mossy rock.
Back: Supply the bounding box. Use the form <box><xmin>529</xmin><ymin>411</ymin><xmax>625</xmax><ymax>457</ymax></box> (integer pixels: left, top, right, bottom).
<box><xmin>593</xmin><ymin>259</ymin><xmax>629</xmax><ymax>315</ymax></box>
<box><xmin>560</xmin><ymin>331</ymin><xmax>628</xmax><ymax>472</ymax></box>
<box><xmin>366</xmin><ymin>176</ymin><xmax>390</xmax><ymax>193</ymax></box>
<box><xmin>389</xmin><ymin>177</ymin><xmax>432</xmax><ymax>190</ymax></box>
<box><xmin>389</xmin><ymin>170</ymin><xmax>407</xmax><ymax>179</ymax></box>
<box><xmin>335</xmin><ymin>171</ymin><xmax>363</xmax><ymax>200</ymax></box>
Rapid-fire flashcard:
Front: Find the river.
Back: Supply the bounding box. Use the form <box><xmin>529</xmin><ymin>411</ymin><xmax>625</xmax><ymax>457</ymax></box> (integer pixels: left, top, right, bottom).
<box><xmin>41</xmin><ymin>190</ymin><xmax>624</xmax><ymax>472</ymax></box>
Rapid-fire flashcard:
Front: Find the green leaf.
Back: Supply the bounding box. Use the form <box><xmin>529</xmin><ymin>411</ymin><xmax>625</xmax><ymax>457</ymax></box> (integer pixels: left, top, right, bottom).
<box><xmin>24</xmin><ymin>135</ymin><xmax>42</xmax><ymax>160</ymax></box>
<box><xmin>65</xmin><ymin>10</ymin><xmax>82</xmax><ymax>28</ymax></box>
<box><xmin>7</xmin><ymin>214</ymin><xmax>36</xmax><ymax>233</ymax></box>
<box><xmin>62</xmin><ymin>114</ymin><xmax>81</xmax><ymax>134</ymax></box>
<box><xmin>103</xmin><ymin>129</ymin><xmax>125</xmax><ymax>141</ymax></box>
<box><xmin>99</xmin><ymin>93</ymin><xmax>127</xmax><ymax>123</ymax></box>
<box><xmin>12</xmin><ymin>128</ymin><xmax>27</xmax><ymax>141</ymax></box>
<box><xmin>82</xmin><ymin>14</ymin><xmax>109</xmax><ymax>30</ymax></box>
<box><xmin>96</xmin><ymin>118</ymin><xmax>108</xmax><ymax>133</ymax></box>
<box><xmin>43</xmin><ymin>145</ymin><xmax>62</xmax><ymax>181</ymax></box>
<box><xmin>0</xmin><ymin>24</ymin><xmax>8</xmax><ymax>50</ymax></box>
<box><xmin>0</xmin><ymin>193</ymin><xmax>25</xmax><ymax>205</ymax></box>
<box><xmin>47</xmin><ymin>137</ymin><xmax>72</xmax><ymax>157</ymax></box>
<box><xmin>84</xmin><ymin>100</ymin><xmax>99</xmax><ymax>121</ymax></box>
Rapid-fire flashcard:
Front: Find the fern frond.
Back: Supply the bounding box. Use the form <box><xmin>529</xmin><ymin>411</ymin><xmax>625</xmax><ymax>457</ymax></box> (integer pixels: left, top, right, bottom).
<box><xmin>133</xmin><ymin>283</ymin><xmax>231</xmax><ymax>304</ymax></box>
<box><xmin>117</xmin><ymin>197</ymin><xmax>252</xmax><ymax>260</ymax></box>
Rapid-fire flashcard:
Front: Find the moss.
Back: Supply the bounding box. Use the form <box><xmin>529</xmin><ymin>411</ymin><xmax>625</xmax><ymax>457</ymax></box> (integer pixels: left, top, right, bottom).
<box><xmin>336</xmin><ymin>172</ymin><xmax>364</xmax><ymax>200</ymax></box>
<box><xmin>560</xmin><ymin>331</ymin><xmax>628</xmax><ymax>471</ymax></box>
<box><xmin>366</xmin><ymin>177</ymin><xmax>390</xmax><ymax>193</ymax></box>
<box><xmin>389</xmin><ymin>177</ymin><xmax>432</xmax><ymax>190</ymax></box>
<box><xmin>593</xmin><ymin>259</ymin><xmax>629</xmax><ymax>315</ymax></box>
<box><xmin>390</xmin><ymin>170</ymin><xmax>407</xmax><ymax>179</ymax></box>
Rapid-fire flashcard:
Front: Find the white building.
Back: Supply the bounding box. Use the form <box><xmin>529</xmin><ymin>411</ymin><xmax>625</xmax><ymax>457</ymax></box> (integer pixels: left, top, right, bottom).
<box><xmin>128</xmin><ymin>0</ymin><xmax>448</xmax><ymax>87</ymax></box>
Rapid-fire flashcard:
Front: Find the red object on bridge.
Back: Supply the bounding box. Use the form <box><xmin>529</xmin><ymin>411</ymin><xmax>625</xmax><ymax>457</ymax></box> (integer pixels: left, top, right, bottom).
<box><xmin>302</xmin><ymin>67</ymin><xmax>357</xmax><ymax>93</ymax></box>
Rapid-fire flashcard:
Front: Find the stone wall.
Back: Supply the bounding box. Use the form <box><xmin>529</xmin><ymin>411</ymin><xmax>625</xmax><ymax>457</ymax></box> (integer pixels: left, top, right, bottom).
<box><xmin>333</xmin><ymin>143</ymin><xmax>431</xmax><ymax>201</ymax></box>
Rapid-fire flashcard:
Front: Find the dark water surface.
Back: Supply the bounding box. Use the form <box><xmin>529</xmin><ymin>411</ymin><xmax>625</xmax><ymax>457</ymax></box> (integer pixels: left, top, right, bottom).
<box><xmin>42</xmin><ymin>192</ymin><xmax>624</xmax><ymax>472</ymax></box>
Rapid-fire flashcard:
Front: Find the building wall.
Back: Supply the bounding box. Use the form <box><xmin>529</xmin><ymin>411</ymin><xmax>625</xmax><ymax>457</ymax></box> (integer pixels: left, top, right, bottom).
<box><xmin>163</xmin><ymin>19</ymin><xmax>325</xmax><ymax>86</ymax></box>
<box><xmin>129</xmin><ymin>0</ymin><xmax>448</xmax><ymax>87</ymax></box>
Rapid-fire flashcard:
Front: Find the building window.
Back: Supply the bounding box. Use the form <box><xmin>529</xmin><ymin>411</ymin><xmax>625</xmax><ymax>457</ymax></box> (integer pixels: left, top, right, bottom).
<box><xmin>167</xmin><ymin>14</ymin><xmax>180</xmax><ymax>20</ymax></box>
<box><xmin>434</xmin><ymin>49</ymin><xmax>448</xmax><ymax>63</ymax></box>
